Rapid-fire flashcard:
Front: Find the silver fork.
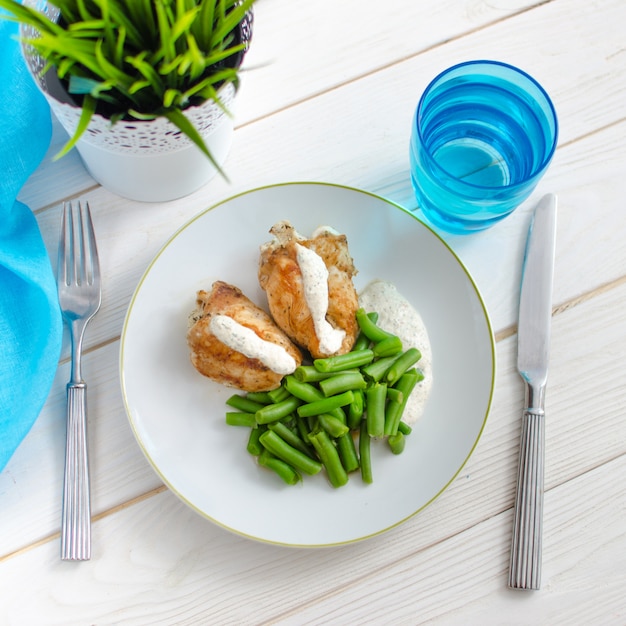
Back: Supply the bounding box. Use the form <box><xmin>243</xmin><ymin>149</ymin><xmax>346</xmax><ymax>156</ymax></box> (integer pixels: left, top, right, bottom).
<box><xmin>57</xmin><ymin>201</ymin><xmax>101</xmax><ymax>561</ymax></box>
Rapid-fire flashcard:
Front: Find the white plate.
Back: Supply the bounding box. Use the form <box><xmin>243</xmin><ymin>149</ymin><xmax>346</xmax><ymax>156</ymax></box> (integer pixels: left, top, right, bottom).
<box><xmin>120</xmin><ymin>182</ymin><xmax>495</xmax><ymax>546</ymax></box>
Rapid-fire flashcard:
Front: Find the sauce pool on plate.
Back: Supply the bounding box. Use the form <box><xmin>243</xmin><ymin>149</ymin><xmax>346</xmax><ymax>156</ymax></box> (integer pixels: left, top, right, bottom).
<box><xmin>358</xmin><ymin>280</ymin><xmax>433</xmax><ymax>424</ymax></box>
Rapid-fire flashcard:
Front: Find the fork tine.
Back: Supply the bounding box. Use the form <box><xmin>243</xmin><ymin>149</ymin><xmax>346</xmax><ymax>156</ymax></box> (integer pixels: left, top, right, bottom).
<box><xmin>79</xmin><ymin>201</ymin><xmax>100</xmax><ymax>287</ymax></box>
<box><xmin>60</xmin><ymin>201</ymin><xmax>100</xmax><ymax>289</ymax></box>
<box><xmin>73</xmin><ymin>202</ymin><xmax>84</xmax><ymax>287</ymax></box>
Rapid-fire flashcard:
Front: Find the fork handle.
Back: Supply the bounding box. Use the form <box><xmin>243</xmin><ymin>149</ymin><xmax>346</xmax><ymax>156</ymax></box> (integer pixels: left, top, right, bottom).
<box><xmin>508</xmin><ymin>407</ymin><xmax>545</xmax><ymax>590</ymax></box>
<box><xmin>61</xmin><ymin>382</ymin><xmax>92</xmax><ymax>561</ymax></box>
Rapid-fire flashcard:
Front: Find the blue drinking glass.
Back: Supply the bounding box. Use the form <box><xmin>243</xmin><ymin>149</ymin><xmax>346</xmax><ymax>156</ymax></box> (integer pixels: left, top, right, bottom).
<box><xmin>409</xmin><ymin>60</ymin><xmax>558</xmax><ymax>234</ymax></box>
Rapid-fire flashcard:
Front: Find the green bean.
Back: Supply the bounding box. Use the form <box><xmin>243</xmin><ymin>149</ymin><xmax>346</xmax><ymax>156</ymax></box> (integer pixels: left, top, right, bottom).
<box><xmin>384</xmin><ymin>403</ymin><xmax>401</xmax><ymax>437</ymax></box>
<box><xmin>336</xmin><ymin>432</ymin><xmax>360</xmax><ymax>473</ymax></box>
<box><xmin>255</xmin><ymin>395</ymin><xmax>302</xmax><ymax>425</ymax></box>
<box><xmin>269</xmin><ymin>422</ymin><xmax>315</xmax><ymax>457</ymax></box>
<box><xmin>284</xmin><ymin>375</ymin><xmax>324</xmax><ymax>402</ymax></box>
<box><xmin>366</xmin><ymin>382</ymin><xmax>387</xmax><ymax>438</ymax></box>
<box><xmin>388</xmin><ymin>431</ymin><xmax>406</xmax><ymax>455</ymax></box>
<box><xmin>373</xmin><ymin>335</ymin><xmax>403</xmax><ymax>357</ymax></box>
<box><xmin>384</xmin><ymin>369</ymin><xmax>420</xmax><ymax>436</ymax></box>
<box><xmin>247</xmin><ymin>426</ymin><xmax>265</xmax><ymax>456</ymax></box>
<box><xmin>397</xmin><ymin>421</ymin><xmax>412</xmax><ymax>435</ymax></box>
<box><xmin>348</xmin><ymin>388</ymin><xmax>364</xmax><ymax>430</ymax></box>
<box><xmin>313</xmin><ymin>349</ymin><xmax>374</xmax><ymax>373</ymax></box>
<box><xmin>244</xmin><ymin>391</ymin><xmax>273</xmax><ymax>405</ymax></box>
<box><xmin>328</xmin><ymin>406</ymin><xmax>347</xmax><ymax>424</ymax></box>
<box><xmin>359</xmin><ymin>420</ymin><xmax>373</xmax><ymax>484</ymax></box>
<box><xmin>318</xmin><ymin>413</ymin><xmax>350</xmax><ymax>438</ymax></box>
<box><xmin>294</xmin><ymin>366</ymin><xmax>360</xmax><ymax>384</ymax></box>
<box><xmin>258</xmin><ymin>449</ymin><xmax>272</xmax><ymax>464</ymax></box>
<box><xmin>297</xmin><ymin>390</ymin><xmax>355</xmax><ymax>418</ymax></box>
<box><xmin>356</xmin><ymin>308</ymin><xmax>395</xmax><ymax>343</ymax></box>
<box><xmin>361</xmin><ymin>354</ymin><xmax>400</xmax><ymax>382</ymax></box>
<box><xmin>309</xmin><ymin>430</ymin><xmax>349</xmax><ymax>488</ymax></box>
<box><xmin>225</xmin><ymin>412</ymin><xmax>256</xmax><ymax>428</ymax></box>
<box><xmin>297</xmin><ymin>414</ymin><xmax>312</xmax><ymax>443</ymax></box>
<box><xmin>386</xmin><ymin>347</ymin><xmax>422</xmax><ymax>386</ymax></box>
<box><xmin>367</xmin><ymin>312</ymin><xmax>379</xmax><ymax>324</ymax></box>
<box><xmin>293</xmin><ymin>365</ymin><xmax>341</xmax><ymax>383</ymax></box>
<box><xmin>319</xmin><ymin>371</ymin><xmax>367</xmax><ymax>397</ymax></box>
<box><xmin>352</xmin><ymin>331</ymin><xmax>371</xmax><ymax>352</ymax></box>
<box><xmin>386</xmin><ymin>387</ymin><xmax>404</xmax><ymax>404</ymax></box>
<box><xmin>352</xmin><ymin>312</ymin><xmax>377</xmax><ymax>351</ymax></box>
<box><xmin>267</xmin><ymin>384</ymin><xmax>291</xmax><ymax>404</ymax></box>
<box><xmin>258</xmin><ymin>451</ymin><xmax>301</xmax><ymax>485</ymax></box>
<box><xmin>226</xmin><ymin>394</ymin><xmax>266</xmax><ymax>414</ymax></box>
<box><xmin>259</xmin><ymin>430</ymin><xmax>322</xmax><ymax>475</ymax></box>
<box><xmin>307</xmin><ymin>414</ymin><xmax>319</xmax><ymax>432</ymax></box>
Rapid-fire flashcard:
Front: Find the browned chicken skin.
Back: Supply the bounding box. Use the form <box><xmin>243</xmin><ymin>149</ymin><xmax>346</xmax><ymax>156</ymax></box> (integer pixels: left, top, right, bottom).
<box><xmin>258</xmin><ymin>221</ymin><xmax>359</xmax><ymax>359</ymax></box>
<box><xmin>187</xmin><ymin>281</ymin><xmax>302</xmax><ymax>392</ymax></box>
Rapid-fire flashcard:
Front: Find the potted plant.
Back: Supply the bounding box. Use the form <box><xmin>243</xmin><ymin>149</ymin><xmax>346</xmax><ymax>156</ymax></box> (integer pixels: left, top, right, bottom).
<box><xmin>0</xmin><ymin>0</ymin><xmax>255</xmax><ymax>201</ymax></box>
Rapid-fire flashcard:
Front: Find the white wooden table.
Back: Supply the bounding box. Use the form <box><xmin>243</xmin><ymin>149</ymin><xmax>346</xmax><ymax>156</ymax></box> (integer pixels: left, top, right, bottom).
<box><xmin>3</xmin><ymin>0</ymin><xmax>626</xmax><ymax>623</ymax></box>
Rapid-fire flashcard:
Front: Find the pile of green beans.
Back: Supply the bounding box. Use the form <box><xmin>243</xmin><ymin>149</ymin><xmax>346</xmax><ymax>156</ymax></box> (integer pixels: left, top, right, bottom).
<box><xmin>224</xmin><ymin>308</ymin><xmax>424</xmax><ymax>487</ymax></box>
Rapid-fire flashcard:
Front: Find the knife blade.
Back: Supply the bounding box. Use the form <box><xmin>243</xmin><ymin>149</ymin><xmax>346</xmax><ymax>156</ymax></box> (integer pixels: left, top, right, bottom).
<box><xmin>508</xmin><ymin>193</ymin><xmax>557</xmax><ymax>591</ymax></box>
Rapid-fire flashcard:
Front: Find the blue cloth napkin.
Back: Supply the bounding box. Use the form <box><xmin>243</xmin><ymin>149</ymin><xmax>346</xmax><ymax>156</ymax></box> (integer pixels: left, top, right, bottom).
<box><xmin>0</xmin><ymin>13</ymin><xmax>62</xmax><ymax>472</ymax></box>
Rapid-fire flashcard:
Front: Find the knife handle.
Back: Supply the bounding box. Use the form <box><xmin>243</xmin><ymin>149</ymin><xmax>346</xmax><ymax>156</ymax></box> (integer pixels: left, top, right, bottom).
<box><xmin>508</xmin><ymin>407</ymin><xmax>545</xmax><ymax>590</ymax></box>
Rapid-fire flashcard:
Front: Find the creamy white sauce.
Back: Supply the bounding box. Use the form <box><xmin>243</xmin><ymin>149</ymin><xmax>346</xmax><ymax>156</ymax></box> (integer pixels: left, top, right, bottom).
<box><xmin>358</xmin><ymin>281</ymin><xmax>433</xmax><ymax>424</ymax></box>
<box><xmin>295</xmin><ymin>242</ymin><xmax>345</xmax><ymax>355</ymax></box>
<box><xmin>209</xmin><ymin>314</ymin><xmax>297</xmax><ymax>375</ymax></box>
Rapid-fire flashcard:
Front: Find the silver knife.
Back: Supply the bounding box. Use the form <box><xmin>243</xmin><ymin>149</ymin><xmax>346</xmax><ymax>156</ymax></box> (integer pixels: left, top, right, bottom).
<box><xmin>508</xmin><ymin>193</ymin><xmax>557</xmax><ymax>590</ymax></box>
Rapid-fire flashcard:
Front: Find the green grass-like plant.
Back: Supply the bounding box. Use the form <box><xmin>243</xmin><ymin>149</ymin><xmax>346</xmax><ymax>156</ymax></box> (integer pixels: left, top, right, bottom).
<box><xmin>0</xmin><ymin>0</ymin><xmax>255</xmax><ymax>172</ymax></box>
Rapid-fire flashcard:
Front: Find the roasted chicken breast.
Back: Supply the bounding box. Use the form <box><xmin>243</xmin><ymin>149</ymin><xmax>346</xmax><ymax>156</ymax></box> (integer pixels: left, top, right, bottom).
<box><xmin>258</xmin><ymin>221</ymin><xmax>359</xmax><ymax>359</ymax></box>
<box><xmin>187</xmin><ymin>281</ymin><xmax>302</xmax><ymax>392</ymax></box>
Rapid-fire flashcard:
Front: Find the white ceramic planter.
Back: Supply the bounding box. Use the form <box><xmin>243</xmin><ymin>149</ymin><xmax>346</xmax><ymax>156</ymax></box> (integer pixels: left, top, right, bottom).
<box><xmin>42</xmin><ymin>76</ymin><xmax>236</xmax><ymax>202</ymax></box>
<box><xmin>64</xmin><ymin>117</ymin><xmax>234</xmax><ymax>203</ymax></box>
<box><xmin>20</xmin><ymin>1</ymin><xmax>242</xmax><ymax>202</ymax></box>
